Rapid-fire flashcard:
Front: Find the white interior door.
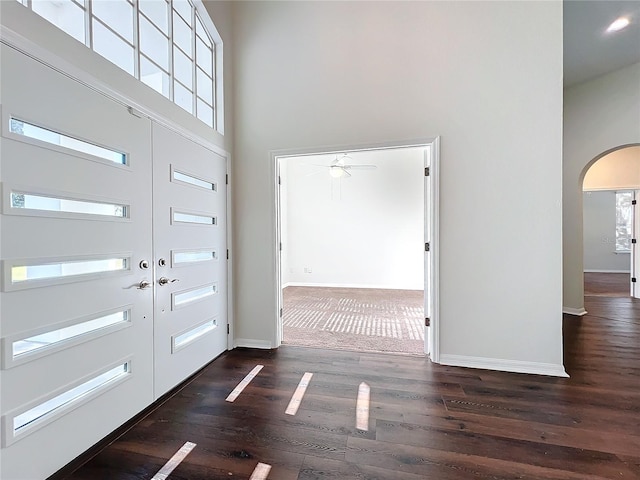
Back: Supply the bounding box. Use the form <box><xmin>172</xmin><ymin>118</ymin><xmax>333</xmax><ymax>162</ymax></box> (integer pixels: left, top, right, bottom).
<box><xmin>633</xmin><ymin>190</ymin><xmax>639</xmax><ymax>299</ymax></box>
<box><xmin>424</xmin><ymin>147</ymin><xmax>432</xmax><ymax>355</ymax></box>
<box><xmin>152</xmin><ymin>123</ymin><xmax>227</xmax><ymax>398</ymax></box>
<box><xmin>0</xmin><ymin>44</ymin><xmax>153</xmax><ymax>480</ymax></box>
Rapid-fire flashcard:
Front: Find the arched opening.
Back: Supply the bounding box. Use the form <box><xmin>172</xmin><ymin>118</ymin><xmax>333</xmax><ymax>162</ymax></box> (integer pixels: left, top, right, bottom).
<box><xmin>580</xmin><ymin>144</ymin><xmax>640</xmax><ymax>299</ymax></box>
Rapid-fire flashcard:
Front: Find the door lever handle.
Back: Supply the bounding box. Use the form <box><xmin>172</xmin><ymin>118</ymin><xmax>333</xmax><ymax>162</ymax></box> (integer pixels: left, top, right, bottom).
<box><xmin>137</xmin><ymin>280</ymin><xmax>152</xmax><ymax>290</ymax></box>
<box><xmin>158</xmin><ymin>277</ymin><xmax>179</xmax><ymax>286</ymax></box>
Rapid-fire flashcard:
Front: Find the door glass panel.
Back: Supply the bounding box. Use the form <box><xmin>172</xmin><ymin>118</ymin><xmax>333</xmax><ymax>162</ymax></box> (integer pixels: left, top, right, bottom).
<box><xmin>172</xmin><ymin>170</ymin><xmax>215</xmax><ymax>190</ymax></box>
<box><xmin>92</xmin><ymin>19</ymin><xmax>134</xmax><ymax>75</ymax></box>
<box><xmin>139</xmin><ymin>15</ymin><xmax>169</xmax><ymax>71</ymax></box>
<box><xmin>173</xmin><ymin>284</ymin><xmax>216</xmax><ymax>307</ymax></box>
<box><xmin>11</xmin><ymin>258</ymin><xmax>128</xmax><ymax>283</ymax></box>
<box><xmin>13</xmin><ymin>363</ymin><xmax>129</xmax><ymax>434</ymax></box>
<box><xmin>173</xmin><ymin>11</ymin><xmax>192</xmax><ymax>57</ymax></box>
<box><xmin>173</xmin><ymin>211</ymin><xmax>215</xmax><ymax>225</ymax></box>
<box><xmin>139</xmin><ymin>0</ymin><xmax>169</xmax><ymax>32</ymax></box>
<box><xmin>140</xmin><ymin>55</ymin><xmax>170</xmax><ymax>98</ymax></box>
<box><xmin>9</xmin><ymin>118</ymin><xmax>127</xmax><ymax>165</ymax></box>
<box><xmin>91</xmin><ymin>0</ymin><xmax>134</xmax><ymax>43</ymax></box>
<box><xmin>32</xmin><ymin>0</ymin><xmax>85</xmax><ymax>43</ymax></box>
<box><xmin>173</xmin><ymin>250</ymin><xmax>216</xmax><ymax>264</ymax></box>
<box><xmin>173</xmin><ymin>319</ymin><xmax>216</xmax><ymax>351</ymax></box>
<box><xmin>173</xmin><ymin>46</ymin><xmax>193</xmax><ymax>89</ymax></box>
<box><xmin>173</xmin><ymin>81</ymin><xmax>193</xmax><ymax>114</ymax></box>
<box><xmin>13</xmin><ymin>311</ymin><xmax>130</xmax><ymax>358</ymax></box>
<box><xmin>11</xmin><ymin>193</ymin><xmax>128</xmax><ymax>218</ymax></box>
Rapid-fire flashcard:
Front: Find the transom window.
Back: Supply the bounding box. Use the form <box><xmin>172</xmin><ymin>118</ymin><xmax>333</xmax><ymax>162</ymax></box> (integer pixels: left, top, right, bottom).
<box><xmin>16</xmin><ymin>0</ymin><xmax>220</xmax><ymax>131</ymax></box>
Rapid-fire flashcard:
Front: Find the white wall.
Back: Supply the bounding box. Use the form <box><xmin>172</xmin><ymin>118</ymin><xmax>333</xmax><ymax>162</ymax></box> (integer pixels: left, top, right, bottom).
<box><xmin>563</xmin><ymin>63</ymin><xmax>640</xmax><ymax>314</ymax></box>
<box><xmin>583</xmin><ymin>191</ymin><xmax>630</xmax><ymax>272</ymax></box>
<box><xmin>282</xmin><ymin>149</ymin><xmax>424</xmax><ymax>290</ymax></box>
<box><xmin>583</xmin><ymin>146</ymin><xmax>640</xmax><ymax>191</ymax></box>
<box><xmin>232</xmin><ymin>1</ymin><xmax>565</xmax><ymax>374</ymax></box>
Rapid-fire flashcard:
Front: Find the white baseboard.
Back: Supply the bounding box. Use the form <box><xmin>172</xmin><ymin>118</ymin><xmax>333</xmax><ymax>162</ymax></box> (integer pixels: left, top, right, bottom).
<box><xmin>283</xmin><ymin>282</ymin><xmax>423</xmax><ymax>291</ymax></box>
<box><xmin>233</xmin><ymin>338</ymin><xmax>273</xmax><ymax>349</ymax></box>
<box><xmin>439</xmin><ymin>354</ymin><xmax>569</xmax><ymax>377</ymax></box>
<box><xmin>584</xmin><ymin>269</ymin><xmax>630</xmax><ymax>273</ymax></box>
<box><xmin>563</xmin><ymin>306</ymin><xmax>588</xmax><ymax>316</ymax></box>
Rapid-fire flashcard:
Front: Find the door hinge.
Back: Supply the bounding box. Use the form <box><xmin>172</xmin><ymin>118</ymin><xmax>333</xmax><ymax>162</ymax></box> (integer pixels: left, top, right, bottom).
<box><xmin>226</xmin><ymin>249</ymin><xmax>229</xmax><ymax>260</ymax></box>
<box><xmin>425</xmin><ymin>242</ymin><xmax>430</xmax><ymax>252</ymax></box>
<box><xmin>280</xmin><ymin>308</ymin><xmax>283</xmax><ymax>317</ymax></box>
<box><xmin>632</xmin><ymin>277</ymin><xmax>637</xmax><ymax>283</ymax></box>
<box><xmin>425</xmin><ymin>167</ymin><xmax>430</xmax><ymax>176</ymax></box>
<box><xmin>632</xmin><ymin>200</ymin><xmax>637</xmax><ymax>205</ymax></box>
<box><xmin>227</xmin><ymin>324</ymin><xmax>230</xmax><ymax>335</ymax></box>
<box><xmin>278</xmin><ymin>176</ymin><xmax>281</xmax><ymax>185</ymax></box>
<box><xmin>425</xmin><ymin>317</ymin><xmax>430</xmax><ymax>327</ymax></box>
<box><xmin>226</xmin><ymin>174</ymin><xmax>228</xmax><ymax>185</ymax></box>
<box><xmin>279</xmin><ymin>242</ymin><xmax>282</xmax><ymax>251</ymax></box>
<box><xmin>633</xmin><ymin>239</ymin><xmax>637</xmax><ymax>244</ymax></box>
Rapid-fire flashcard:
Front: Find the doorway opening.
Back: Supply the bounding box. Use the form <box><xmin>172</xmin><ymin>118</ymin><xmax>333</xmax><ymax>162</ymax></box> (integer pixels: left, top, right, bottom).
<box><xmin>273</xmin><ymin>140</ymin><xmax>439</xmax><ymax>358</ymax></box>
<box><xmin>581</xmin><ymin>145</ymin><xmax>640</xmax><ymax>299</ymax></box>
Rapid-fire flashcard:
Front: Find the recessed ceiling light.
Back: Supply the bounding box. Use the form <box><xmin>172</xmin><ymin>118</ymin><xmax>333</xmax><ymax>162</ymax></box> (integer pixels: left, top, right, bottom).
<box><xmin>606</xmin><ymin>17</ymin><xmax>630</xmax><ymax>33</ymax></box>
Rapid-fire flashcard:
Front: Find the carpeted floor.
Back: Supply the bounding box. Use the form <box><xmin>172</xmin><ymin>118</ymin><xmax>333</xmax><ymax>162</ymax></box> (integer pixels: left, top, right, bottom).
<box><xmin>282</xmin><ymin>286</ymin><xmax>425</xmax><ymax>355</ymax></box>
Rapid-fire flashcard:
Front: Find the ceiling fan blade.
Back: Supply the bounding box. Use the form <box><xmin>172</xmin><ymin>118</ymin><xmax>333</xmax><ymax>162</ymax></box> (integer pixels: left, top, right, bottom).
<box><xmin>342</xmin><ymin>169</ymin><xmax>352</xmax><ymax>177</ymax></box>
<box><xmin>343</xmin><ymin>165</ymin><xmax>377</xmax><ymax>170</ymax></box>
<box><xmin>311</xmin><ymin>164</ymin><xmax>331</xmax><ymax>168</ymax></box>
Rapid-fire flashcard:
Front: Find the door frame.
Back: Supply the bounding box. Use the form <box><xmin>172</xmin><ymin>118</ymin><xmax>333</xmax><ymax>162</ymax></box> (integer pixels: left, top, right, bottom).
<box><xmin>271</xmin><ymin>138</ymin><xmax>441</xmax><ymax>361</ymax></box>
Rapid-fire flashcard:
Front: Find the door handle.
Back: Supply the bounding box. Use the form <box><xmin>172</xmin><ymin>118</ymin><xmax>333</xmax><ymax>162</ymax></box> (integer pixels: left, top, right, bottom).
<box><xmin>158</xmin><ymin>277</ymin><xmax>179</xmax><ymax>286</ymax></box>
<box><xmin>137</xmin><ymin>280</ymin><xmax>152</xmax><ymax>290</ymax></box>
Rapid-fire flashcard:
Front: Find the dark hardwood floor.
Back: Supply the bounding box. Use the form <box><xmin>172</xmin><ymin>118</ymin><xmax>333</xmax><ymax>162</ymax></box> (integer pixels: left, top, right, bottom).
<box><xmin>61</xmin><ymin>295</ymin><xmax>640</xmax><ymax>480</ymax></box>
<box><xmin>584</xmin><ymin>272</ymin><xmax>631</xmax><ymax>297</ymax></box>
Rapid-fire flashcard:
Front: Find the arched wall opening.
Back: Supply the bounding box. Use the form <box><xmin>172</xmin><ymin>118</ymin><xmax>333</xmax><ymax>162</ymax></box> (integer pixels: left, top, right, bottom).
<box><xmin>580</xmin><ymin>145</ymin><xmax>640</xmax><ymax>299</ymax></box>
<box><xmin>562</xmin><ymin>62</ymin><xmax>640</xmax><ymax>315</ymax></box>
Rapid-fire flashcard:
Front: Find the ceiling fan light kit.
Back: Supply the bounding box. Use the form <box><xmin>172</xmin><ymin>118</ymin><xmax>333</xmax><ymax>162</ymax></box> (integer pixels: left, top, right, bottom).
<box><xmin>320</xmin><ymin>153</ymin><xmax>378</xmax><ymax>178</ymax></box>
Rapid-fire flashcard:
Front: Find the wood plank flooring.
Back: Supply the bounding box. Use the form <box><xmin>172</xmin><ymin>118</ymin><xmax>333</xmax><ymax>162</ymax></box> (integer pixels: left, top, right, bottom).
<box><xmin>584</xmin><ymin>272</ymin><xmax>631</xmax><ymax>297</ymax></box>
<box><xmin>60</xmin><ymin>295</ymin><xmax>640</xmax><ymax>480</ymax></box>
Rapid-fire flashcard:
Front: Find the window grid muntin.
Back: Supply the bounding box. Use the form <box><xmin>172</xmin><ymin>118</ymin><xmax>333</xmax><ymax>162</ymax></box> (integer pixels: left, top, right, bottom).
<box><xmin>18</xmin><ymin>0</ymin><xmax>216</xmax><ymax>130</ymax></box>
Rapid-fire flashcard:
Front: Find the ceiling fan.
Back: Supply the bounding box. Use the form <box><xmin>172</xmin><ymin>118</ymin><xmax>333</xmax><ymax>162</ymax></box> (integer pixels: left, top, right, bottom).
<box><xmin>315</xmin><ymin>153</ymin><xmax>377</xmax><ymax>178</ymax></box>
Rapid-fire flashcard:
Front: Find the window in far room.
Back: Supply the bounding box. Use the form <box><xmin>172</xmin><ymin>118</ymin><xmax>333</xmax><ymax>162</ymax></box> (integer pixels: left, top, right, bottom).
<box><xmin>17</xmin><ymin>0</ymin><xmax>222</xmax><ymax>132</ymax></box>
<box><xmin>615</xmin><ymin>191</ymin><xmax>633</xmax><ymax>252</ymax></box>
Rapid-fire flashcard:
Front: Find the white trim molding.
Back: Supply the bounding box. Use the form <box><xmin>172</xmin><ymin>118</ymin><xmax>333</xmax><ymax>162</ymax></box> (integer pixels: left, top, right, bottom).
<box><xmin>439</xmin><ymin>354</ymin><xmax>569</xmax><ymax>378</ymax></box>
<box><xmin>234</xmin><ymin>339</ymin><xmax>273</xmax><ymax>350</ymax></box>
<box><xmin>282</xmin><ymin>282</ymin><xmax>424</xmax><ymax>291</ymax></box>
<box><xmin>563</xmin><ymin>307</ymin><xmax>588</xmax><ymax>316</ymax></box>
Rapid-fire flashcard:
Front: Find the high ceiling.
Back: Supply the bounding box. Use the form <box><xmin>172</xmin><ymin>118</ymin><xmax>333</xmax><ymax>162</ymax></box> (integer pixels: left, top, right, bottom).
<box><xmin>564</xmin><ymin>0</ymin><xmax>640</xmax><ymax>87</ymax></box>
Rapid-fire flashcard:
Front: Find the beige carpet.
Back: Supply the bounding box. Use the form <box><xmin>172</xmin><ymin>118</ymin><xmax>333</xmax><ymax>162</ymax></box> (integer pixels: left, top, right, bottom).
<box><xmin>282</xmin><ymin>286</ymin><xmax>425</xmax><ymax>355</ymax></box>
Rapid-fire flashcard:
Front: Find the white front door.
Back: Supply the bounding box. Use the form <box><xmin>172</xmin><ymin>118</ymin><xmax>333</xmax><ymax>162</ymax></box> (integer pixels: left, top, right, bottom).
<box><xmin>0</xmin><ymin>44</ymin><xmax>153</xmax><ymax>480</ymax></box>
<box><xmin>152</xmin><ymin>123</ymin><xmax>228</xmax><ymax>398</ymax></box>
